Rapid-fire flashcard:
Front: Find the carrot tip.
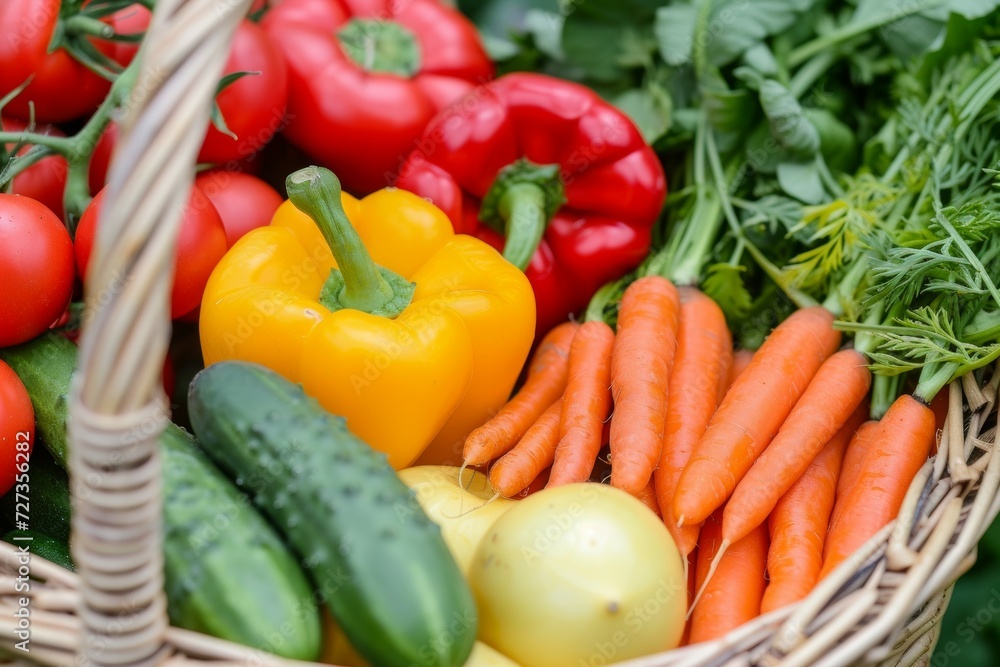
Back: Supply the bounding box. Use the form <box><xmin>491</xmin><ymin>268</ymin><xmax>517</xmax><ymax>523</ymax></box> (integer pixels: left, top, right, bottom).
<box><xmin>676</xmin><ymin>515</ymin><xmax>686</xmax><ymax>529</ymax></box>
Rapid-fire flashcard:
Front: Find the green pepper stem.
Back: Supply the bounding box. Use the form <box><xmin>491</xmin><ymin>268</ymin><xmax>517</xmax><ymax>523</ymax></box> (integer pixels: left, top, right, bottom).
<box><xmin>499</xmin><ymin>183</ymin><xmax>548</xmax><ymax>271</ymax></box>
<box><xmin>286</xmin><ymin>166</ymin><xmax>414</xmax><ymax>318</ymax></box>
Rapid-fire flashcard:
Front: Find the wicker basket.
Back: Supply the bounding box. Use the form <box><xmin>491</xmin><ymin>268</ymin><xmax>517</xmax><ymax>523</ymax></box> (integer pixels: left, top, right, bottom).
<box><xmin>1</xmin><ymin>1</ymin><xmax>998</xmax><ymax>666</ymax></box>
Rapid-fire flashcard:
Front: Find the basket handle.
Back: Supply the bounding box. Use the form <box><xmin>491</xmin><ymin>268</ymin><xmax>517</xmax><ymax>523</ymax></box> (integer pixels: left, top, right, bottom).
<box><xmin>70</xmin><ymin>1</ymin><xmax>251</xmax><ymax>665</ymax></box>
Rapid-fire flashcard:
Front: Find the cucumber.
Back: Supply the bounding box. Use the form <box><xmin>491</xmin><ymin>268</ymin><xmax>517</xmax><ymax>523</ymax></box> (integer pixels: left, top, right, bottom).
<box><xmin>3</xmin><ymin>531</ymin><xmax>74</xmax><ymax>571</ymax></box>
<box><xmin>0</xmin><ymin>443</ymin><xmax>71</xmax><ymax>543</ymax></box>
<box><xmin>188</xmin><ymin>361</ymin><xmax>477</xmax><ymax>667</ymax></box>
<box><xmin>0</xmin><ymin>335</ymin><xmax>322</xmax><ymax>660</ymax></box>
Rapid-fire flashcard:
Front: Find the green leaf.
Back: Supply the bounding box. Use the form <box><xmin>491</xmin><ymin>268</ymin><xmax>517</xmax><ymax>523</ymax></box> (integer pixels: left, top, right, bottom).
<box><xmin>481</xmin><ymin>33</ymin><xmax>521</xmax><ymax>61</ymax></box>
<box><xmin>565</xmin><ymin>0</ymin><xmax>664</xmax><ymax>23</ymax></box>
<box><xmin>654</xmin><ymin>4</ymin><xmax>698</xmax><ymax>66</ymax></box>
<box><xmin>524</xmin><ymin>10</ymin><xmax>565</xmax><ymax>60</ymax></box>
<box><xmin>741</xmin><ymin>43</ymin><xmax>779</xmax><ymax>77</ymax></box>
<box><xmin>880</xmin><ymin>13</ymin><xmax>947</xmax><ymax>58</ymax></box>
<box><xmin>759</xmin><ymin>79</ymin><xmax>820</xmax><ymax>160</ymax></box>
<box><xmin>703</xmin><ymin>75</ymin><xmax>757</xmax><ymax>137</ymax></box>
<box><xmin>702</xmin><ymin>263</ymin><xmax>753</xmax><ymax>323</ymax></box>
<box><xmin>706</xmin><ymin>0</ymin><xmax>822</xmax><ymax>67</ymax></box>
<box><xmin>777</xmin><ymin>159</ymin><xmax>825</xmax><ymax>204</ymax></box>
<box><xmin>561</xmin><ymin>19</ymin><xmax>645</xmax><ymax>81</ymax></box>
<box><xmin>806</xmin><ymin>108</ymin><xmax>858</xmax><ymax>173</ymax></box>
<box><xmin>940</xmin><ymin>0</ymin><xmax>1000</xmax><ymax>19</ymax></box>
<box><xmin>614</xmin><ymin>84</ymin><xmax>673</xmax><ymax>144</ymax></box>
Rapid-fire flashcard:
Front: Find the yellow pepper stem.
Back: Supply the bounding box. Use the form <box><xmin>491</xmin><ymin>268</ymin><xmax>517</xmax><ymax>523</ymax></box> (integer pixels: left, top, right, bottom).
<box><xmin>286</xmin><ymin>166</ymin><xmax>415</xmax><ymax>318</ymax></box>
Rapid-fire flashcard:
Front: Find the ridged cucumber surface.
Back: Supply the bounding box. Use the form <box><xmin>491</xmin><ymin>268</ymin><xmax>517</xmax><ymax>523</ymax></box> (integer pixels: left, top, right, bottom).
<box><xmin>188</xmin><ymin>361</ymin><xmax>477</xmax><ymax>667</ymax></box>
<box><xmin>0</xmin><ymin>336</ymin><xmax>321</xmax><ymax>660</ymax></box>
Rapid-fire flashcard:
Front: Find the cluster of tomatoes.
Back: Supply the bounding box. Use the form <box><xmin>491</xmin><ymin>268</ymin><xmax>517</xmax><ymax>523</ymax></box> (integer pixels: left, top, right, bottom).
<box><xmin>0</xmin><ymin>0</ymin><xmax>494</xmax><ymax>498</ymax></box>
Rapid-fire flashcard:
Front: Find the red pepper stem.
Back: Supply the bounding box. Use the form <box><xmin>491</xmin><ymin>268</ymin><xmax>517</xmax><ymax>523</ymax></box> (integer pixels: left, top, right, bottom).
<box><xmin>499</xmin><ymin>183</ymin><xmax>548</xmax><ymax>271</ymax></box>
<box><xmin>286</xmin><ymin>166</ymin><xmax>414</xmax><ymax>318</ymax></box>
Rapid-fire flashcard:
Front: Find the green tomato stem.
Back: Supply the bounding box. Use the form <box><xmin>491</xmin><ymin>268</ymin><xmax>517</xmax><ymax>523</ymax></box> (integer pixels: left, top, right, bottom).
<box><xmin>64</xmin><ymin>14</ymin><xmax>115</xmax><ymax>39</ymax></box>
<box><xmin>285</xmin><ymin>166</ymin><xmax>414</xmax><ymax>319</ymax></box>
<box><xmin>0</xmin><ymin>147</ymin><xmax>57</xmax><ymax>189</ymax></box>
<box><xmin>0</xmin><ymin>131</ymin><xmax>72</xmax><ymax>153</ymax></box>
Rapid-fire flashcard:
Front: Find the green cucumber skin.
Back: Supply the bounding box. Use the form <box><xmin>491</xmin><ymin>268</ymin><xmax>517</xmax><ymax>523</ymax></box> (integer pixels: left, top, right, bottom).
<box><xmin>3</xmin><ymin>530</ymin><xmax>75</xmax><ymax>571</ymax></box>
<box><xmin>0</xmin><ymin>336</ymin><xmax>321</xmax><ymax>661</ymax></box>
<box><xmin>188</xmin><ymin>361</ymin><xmax>477</xmax><ymax>667</ymax></box>
<box><xmin>0</xmin><ymin>444</ymin><xmax>71</xmax><ymax>544</ymax></box>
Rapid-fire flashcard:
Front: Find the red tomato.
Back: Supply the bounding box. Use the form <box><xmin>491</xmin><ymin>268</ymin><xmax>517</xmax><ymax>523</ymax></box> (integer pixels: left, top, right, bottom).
<box><xmin>0</xmin><ymin>194</ymin><xmax>75</xmax><ymax>347</ymax></box>
<box><xmin>0</xmin><ymin>361</ymin><xmax>33</xmax><ymax>498</ymax></box>
<box><xmin>0</xmin><ymin>0</ymin><xmax>113</xmax><ymax>123</ymax></box>
<box><xmin>75</xmin><ymin>185</ymin><xmax>228</xmax><ymax>319</ymax></box>
<box><xmin>88</xmin><ymin>122</ymin><xmax>118</xmax><ymax>195</ymax></box>
<box><xmin>2</xmin><ymin>118</ymin><xmax>68</xmax><ymax>220</ymax></box>
<box><xmin>195</xmin><ymin>171</ymin><xmax>283</xmax><ymax>247</ymax></box>
<box><xmin>105</xmin><ymin>4</ymin><xmax>150</xmax><ymax>68</ymax></box>
<box><xmin>199</xmin><ymin>20</ymin><xmax>288</xmax><ymax>165</ymax></box>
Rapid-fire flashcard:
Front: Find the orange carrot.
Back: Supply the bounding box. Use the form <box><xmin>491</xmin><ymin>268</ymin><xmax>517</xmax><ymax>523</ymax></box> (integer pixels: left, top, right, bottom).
<box><xmin>760</xmin><ymin>414</ymin><xmax>857</xmax><ymax>613</ymax></box>
<box><xmin>929</xmin><ymin>388</ymin><xmax>949</xmax><ymax>455</ymax></box>
<box><xmin>464</xmin><ymin>322</ymin><xmax>579</xmax><ymax>466</ymax></box>
<box><xmin>722</xmin><ymin>348</ymin><xmax>754</xmax><ymax>398</ymax></box>
<box><xmin>548</xmin><ymin>321</ymin><xmax>615</xmax><ymax>487</ymax></box>
<box><xmin>654</xmin><ymin>287</ymin><xmax>731</xmax><ymax>559</ymax></box>
<box><xmin>689</xmin><ymin>510</ymin><xmax>768</xmax><ymax>644</ymax></box>
<box><xmin>636</xmin><ymin>478</ymin><xmax>661</xmax><ymax>517</ymax></box>
<box><xmin>489</xmin><ymin>400</ymin><xmax>562</xmax><ymax>498</ymax></box>
<box><xmin>835</xmin><ymin>419</ymin><xmax>878</xmax><ymax>502</ymax></box>
<box><xmin>820</xmin><ymin>394</ymin><xmax>936</xmax><ymax>578</ymax></box>
<box><xmin>514</xmin><ymin>466</ymin><xmax>551</xmax><ymax>500</ymax></box>
<box><xmin>609</xmin><ymin>276</ymin><xmax>680</xmax><ymax>495</ymax></box>
<box><xmin>674</xmin><ymin>307</ymin><xmax>841</xmax><ymax>527</ymax></box>
<box><xmin>722</xmin><ymin>349</ymin><xmax>871</xmax><ymax>545</ymax></box>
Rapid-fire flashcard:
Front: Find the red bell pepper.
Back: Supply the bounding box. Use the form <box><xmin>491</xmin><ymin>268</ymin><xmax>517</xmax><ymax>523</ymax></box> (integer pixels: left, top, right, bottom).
<box><xmin>262</xmin><ymin>0</ymin><xmax>493</xmax><ymax>196</ymax></box>
<box><xmin>396</xmin><ymin>73</ymin><xmax>667</xmax><ymax>335</ymax></box>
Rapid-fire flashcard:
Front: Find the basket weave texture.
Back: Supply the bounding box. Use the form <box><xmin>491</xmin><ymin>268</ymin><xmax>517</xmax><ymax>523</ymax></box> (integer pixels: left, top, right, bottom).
<box><xmin>0</xmin><ymin>1</ymin><xmax>998</xmax><ymax>666</ymax></box>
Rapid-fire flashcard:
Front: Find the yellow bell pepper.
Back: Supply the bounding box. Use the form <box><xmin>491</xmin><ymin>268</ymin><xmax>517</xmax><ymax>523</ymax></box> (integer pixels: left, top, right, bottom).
<box><xmin>200</xmin><ymin>167</ymin><xmax>535</xmax><ymax>468</ymax></box>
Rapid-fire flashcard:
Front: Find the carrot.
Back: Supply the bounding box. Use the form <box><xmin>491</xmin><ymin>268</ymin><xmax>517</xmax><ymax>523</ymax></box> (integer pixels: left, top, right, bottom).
<box><xmin>820</xmin><ymin>394</ymin><xmax>936</xmax><ymax>578</ymax></box>
<box><xmin>514</xmin><ymin>466</ymin><xmax>551</xmax><ymax>500</ymax></box>
<box><xmin>722</xmin><ymin>349</ymin><xmax>871</xmax><ymax>545</ymax></box>
<box><xmin>548</xmin><ymin>321</ymin><xmax>615</xmax><ymax>487</ymax></box>
<box><xmin>489</xmin><ymin>400</ymin><xmax>562</xmax><ymax>498</ymax></box>
<box><xmin>674</xmin><ymin>306</ymin><xmax>841</xmax><ymax>527</ymax></box>
<box><xmin>463</xmin><ymin>322</ymin><xmax>579</xmax><ymax>466</ymax></box>
<box><xmin>689</xmin><ymin>510</ymin><xmax>768</xmax><ymax>644</ymax></box>
<box><xmin>760</xmin><ymin>413</ymin><xmax>857</xmax><ymax>613</ymax></box>
<box><xmin>609</xmin><ymin>276</ymin><xmax>680</xmax><ymax>495</ymax></box>
<box><xmin>835</xmin><ymin>419</ymin><xmax>878</xmax><ymax>502</ymax></box>
<box><xmin>929</xmin><ymin>388</ymin><xmax>949</xmax><ymax>455</ymax></box>
<box><xmin>636</xmin><ymin>478</ymin><xmax>661</xmax><ymax>518</ymax></box>
<box><xmin>654</xmin><ymin>287</ymin><xmax>731</xmax><ymax>559</ymax></box>
<box><xmin>722</xmin><ymin>348</ymin><xmax>754</xmax><ymax>398</ymax></box>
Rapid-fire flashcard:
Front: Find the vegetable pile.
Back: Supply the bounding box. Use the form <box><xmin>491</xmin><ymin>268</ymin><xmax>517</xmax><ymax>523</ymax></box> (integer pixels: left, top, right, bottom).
<box><xmin>1</xmin><ymin>1</ymin><xmax>999</xmax><ymax>666</ymax></box>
